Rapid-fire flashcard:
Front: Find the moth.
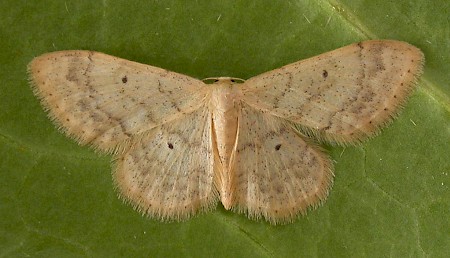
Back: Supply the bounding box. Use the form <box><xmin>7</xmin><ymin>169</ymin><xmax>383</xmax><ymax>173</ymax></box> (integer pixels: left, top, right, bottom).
<box><xmin>28</xmin><ymin>40</ymin><xmax>424</xmax><ymax>224</ymax></box>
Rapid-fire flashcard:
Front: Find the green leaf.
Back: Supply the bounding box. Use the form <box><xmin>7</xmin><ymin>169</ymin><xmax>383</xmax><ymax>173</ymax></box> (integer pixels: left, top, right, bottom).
<box><xmin>1</xmin><ymin>0</ymin><xmax>448</xmax><ymax>257</ymax></box>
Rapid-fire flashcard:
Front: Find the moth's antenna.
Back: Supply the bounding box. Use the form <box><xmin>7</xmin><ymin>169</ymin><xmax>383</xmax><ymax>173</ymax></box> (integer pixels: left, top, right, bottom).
<box><xmin>202</xmin><ymin>77</ymin><xmax>246</xmax><ymax>83</ymax></box>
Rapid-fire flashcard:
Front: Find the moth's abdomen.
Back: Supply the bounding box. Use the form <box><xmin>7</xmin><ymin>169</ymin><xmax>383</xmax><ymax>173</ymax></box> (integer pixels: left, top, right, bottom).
<box><xmin>210</xmin><ymin>82</ymin><xmax>242</xmax><ymax>209</ymax></box>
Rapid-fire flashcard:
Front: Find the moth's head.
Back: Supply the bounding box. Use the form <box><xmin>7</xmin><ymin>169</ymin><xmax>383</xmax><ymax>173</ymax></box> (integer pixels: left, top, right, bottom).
<box><xmin>202</xmin><ymin>77</ymin><xmax>245</xmax><ymax>85</ymax></box>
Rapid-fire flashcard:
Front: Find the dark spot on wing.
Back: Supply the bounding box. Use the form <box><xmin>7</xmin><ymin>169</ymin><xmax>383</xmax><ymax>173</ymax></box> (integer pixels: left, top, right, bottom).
<box><xmin>275</xmin><ymin>144</ymin><xmax>281</xmax><ymax>151</ymax></box>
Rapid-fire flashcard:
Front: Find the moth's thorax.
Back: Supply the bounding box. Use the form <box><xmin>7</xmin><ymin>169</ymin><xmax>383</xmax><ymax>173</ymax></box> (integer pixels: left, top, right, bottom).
<box><xmin>209</xmin><ymin>78</ymin><xmax>243</xmax><ymax>209</ymax></box>
<box><xmin>209</xmin><ymin>78</ymin><xmax>243</xmax><ymax>110</ymax></box>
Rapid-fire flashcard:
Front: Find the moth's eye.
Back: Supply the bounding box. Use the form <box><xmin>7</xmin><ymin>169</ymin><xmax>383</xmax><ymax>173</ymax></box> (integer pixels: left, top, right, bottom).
<box><xmin>214</xmin><ymin>79</ymin><xmax>219</xmax><ymax>83</ymax></box>
<box><xmin>230</xmin><ymin>79</ymin><xmax>236</xmax><ymax>83</ymax></box>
